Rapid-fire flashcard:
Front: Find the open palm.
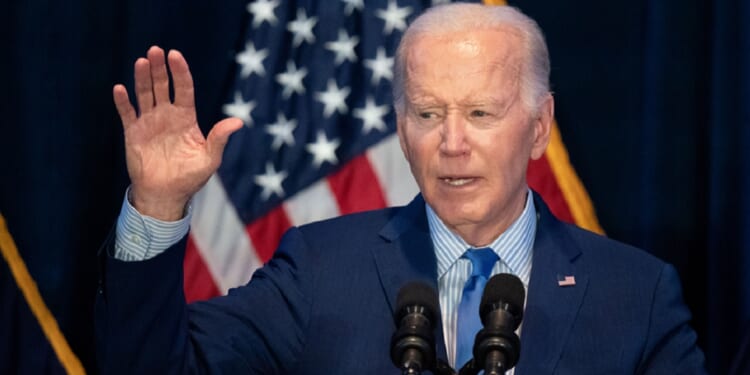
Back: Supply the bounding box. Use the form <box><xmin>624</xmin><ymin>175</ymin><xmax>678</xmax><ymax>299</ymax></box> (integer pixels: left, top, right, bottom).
<box><xmin>113</xmin><ymin>46</ymin><xmax>242</xmax><ymax>220</ymax></box>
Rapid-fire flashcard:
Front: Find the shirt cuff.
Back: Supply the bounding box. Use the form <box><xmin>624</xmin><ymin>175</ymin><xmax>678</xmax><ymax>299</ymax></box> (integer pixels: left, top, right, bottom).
<box><xmin>114</xmin><ymin>187</ymin><xmax>192</xmax><ymax>261</ymax></box>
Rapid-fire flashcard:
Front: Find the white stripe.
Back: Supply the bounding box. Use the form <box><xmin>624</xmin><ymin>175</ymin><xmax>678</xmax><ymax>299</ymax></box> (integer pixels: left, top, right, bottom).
<box><xmin>283</xmin><ymin>179</ymin><xmax>341</xmax><ymax>226</ymax></box>
<box><xmin>191</xmin><ymin>174</ymin><xmax>262</xmax><ymax>294</ymax></box>
<box><xmin>366</xmin><ymin>134</ymin><xmax>419</xmax><ymax>206</ymax></box>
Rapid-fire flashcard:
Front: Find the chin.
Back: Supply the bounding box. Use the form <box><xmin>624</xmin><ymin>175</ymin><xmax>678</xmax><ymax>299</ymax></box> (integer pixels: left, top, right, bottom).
<box><xmin>432</xmin><ymin>201</ymin><xmax>485</xmax><ymax>226</ymax></box>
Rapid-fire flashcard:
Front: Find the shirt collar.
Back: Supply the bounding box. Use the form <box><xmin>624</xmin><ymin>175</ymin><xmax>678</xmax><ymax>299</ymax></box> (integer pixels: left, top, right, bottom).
<box><xmin>427</xmin><ymin>189</ymin><xmax>537</xmax><ymax>279</ymax></box>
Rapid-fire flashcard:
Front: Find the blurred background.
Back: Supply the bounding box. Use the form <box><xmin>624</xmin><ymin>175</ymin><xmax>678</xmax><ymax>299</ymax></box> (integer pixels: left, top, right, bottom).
<box><xmin>1</xmin><ymin>0</ymin><xmax>748</xmax><ymax>373</ymax></box>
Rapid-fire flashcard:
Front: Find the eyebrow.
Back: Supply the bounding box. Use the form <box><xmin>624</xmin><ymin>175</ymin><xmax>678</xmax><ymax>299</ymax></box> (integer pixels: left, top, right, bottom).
<box><xmin>453</xmin><ymin>93</ymin><xmax>516</xmax><ymax>111</ymax></box>
<box><xmin>457</xmin><ymin>97</ymin><xmax>506</xmax><ymax>106</ymax></box>
<box><xmin>404</xmin><ymin>91</ymin><xmax>442</xmax><ymax>106</ymax></box>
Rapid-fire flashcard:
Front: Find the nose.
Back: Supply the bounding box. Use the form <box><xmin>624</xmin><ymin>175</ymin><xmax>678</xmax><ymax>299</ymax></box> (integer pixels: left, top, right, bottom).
<box><xmin>439</xmin><ymin>112</ymin><xmax>470</xmax><ymax>157</ymax></box>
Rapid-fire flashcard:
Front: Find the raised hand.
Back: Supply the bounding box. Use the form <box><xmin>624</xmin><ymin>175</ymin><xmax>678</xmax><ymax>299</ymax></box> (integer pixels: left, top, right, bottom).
<box><xmin>113</xmin><ymin>46</ymin><xmax>243</xmax><ymax>221</ymax></box>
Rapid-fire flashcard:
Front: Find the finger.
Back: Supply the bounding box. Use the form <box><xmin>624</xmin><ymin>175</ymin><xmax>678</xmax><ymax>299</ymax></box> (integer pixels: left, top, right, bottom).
<box><xmin>147</xmin><ymin>46</ymin><xmax>170</xmax><ymax>105</ymax></box>
<box><xmin>113</xmin><ymin>84</ymin><xmax>137</xmax><ymax>127</ymax></box>
<box><xmin>168</xmin><ymin>50</ymin><xmax>196</xmax><ymax>108</ymax></box>
<box><xmin>134</xmin><ymin>57</ymin><xmax>155</xmax><ymax>113</ymax></box>
<box><xmin>206</xmin><ymin>117</ymin><xmax>244</xmax><ymax>162</ymax></box>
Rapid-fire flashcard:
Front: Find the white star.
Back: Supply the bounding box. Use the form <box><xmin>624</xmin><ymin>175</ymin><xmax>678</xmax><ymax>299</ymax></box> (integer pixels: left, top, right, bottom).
<box><xmin>306</xmin><ymin>131</ymin><xmax>340</xmax><ymax>168</ymax></box>
<box><xmin>341</xmin><ymin>0</ymin><xmax>364</xmax><ymax>16</ymax></box>
<box><xmin>276</xmin><ymin>61</ymin><xmax>308</xmax><ymax>98</ymax></box>
<box><xmin>325</xmin><ymin>29</ymin><xmax>359</xmax><ymax>65</ymax></box>
<box><xmin>287</xmin><ymin>8</ymin><xmax>318</xmax><ymax>47</ymax></box>
<box><xmin>364</xmin><ymin>47</ymin><xmax>394</xmax><ymax>85</ymax></box>
<box><xmin>376</xmin><ymin>0</ymin><xmax>412</xmax><ymax>35</ymax></box>
<box><xmin>265</xmin><ymin>114</ymin><xmax>297</xmax><ymax>150</ymax></box>
<box><xmin>222</xmin><ymin>92</ymin><xmax>256</xmax><ymax>126</ymax></box>
<box><xmin>247</xmin><ymin>0</ymin><xmax>279</xmax><ymax>28</ymax></box>
<box><xmin>254</xmin><ymin>162</ymin><xmax>288</xmax><ymax>200</ymax></box>
<box><xmin>353</xmin><ymin>96</ymin><xmax>390</xmax><ymax>134</ymax></box>
<box><xmin>314</xmin><ymin>79</ymin><xmax>350</xmax><ymax>118</ymax></box>
<box><xmin>236</xmin><ymin>42</ymin><xmax>268</xmax><ymax>78</ymax></box>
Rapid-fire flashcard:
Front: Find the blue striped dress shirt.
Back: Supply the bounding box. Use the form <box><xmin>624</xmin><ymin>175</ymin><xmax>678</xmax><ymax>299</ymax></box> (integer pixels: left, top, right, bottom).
<box><xmin>427</xmin><ymin>190</ymin><xmax>536</xmax><ymax>371</ymax></box>
<box><xmin>113</xmin><ymin>188</ymin><xmax>191</xmax><ymax>261</ymax></box>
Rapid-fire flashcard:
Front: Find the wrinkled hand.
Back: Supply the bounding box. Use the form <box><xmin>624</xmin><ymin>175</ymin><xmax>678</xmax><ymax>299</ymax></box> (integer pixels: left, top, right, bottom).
<box><xmin>113</xmin><ymin>46</ymin><xmax>243</xmax><ymax>220</ymax></box>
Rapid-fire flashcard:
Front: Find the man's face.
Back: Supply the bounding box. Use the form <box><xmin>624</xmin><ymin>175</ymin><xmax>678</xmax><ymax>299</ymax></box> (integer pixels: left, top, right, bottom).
<box><xmin>397</xmin><ymin>28</ymin><xmax>551</xmax><ymax>246</ymax></box>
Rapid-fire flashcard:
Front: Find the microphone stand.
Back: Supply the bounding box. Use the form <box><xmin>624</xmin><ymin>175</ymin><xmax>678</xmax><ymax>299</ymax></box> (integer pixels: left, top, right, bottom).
<box><xmin>434</xmin><ymin>359</ymin><xmax>458</xmax><ymax>375</ymax></box>
<box><xmin>457</xmin><ymin>358</ymin><xmax>507</xmax><ymax>375</ymax></box>
<box><xmin>398</xmin><ymin>358</ymin><xmax>457</xmax><ymax>375</ymax></box>
<box><xmin>458</xmin><ymin>359</ymin><xmax>480</xmax><ymax>375</ymax></box>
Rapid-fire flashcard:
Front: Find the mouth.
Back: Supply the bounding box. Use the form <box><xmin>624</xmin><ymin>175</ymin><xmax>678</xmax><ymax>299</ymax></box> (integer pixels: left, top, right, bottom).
<box><xmin>441</xmin><ymin>177</ymin><xmax>476</xmax><ymax>186</ymax></box>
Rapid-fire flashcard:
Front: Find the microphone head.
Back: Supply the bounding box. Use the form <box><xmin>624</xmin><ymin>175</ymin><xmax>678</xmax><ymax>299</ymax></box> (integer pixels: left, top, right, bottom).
<box><xmin>395</xmin><ymin>281</ymin><xmax>439</xmax><ymax>324</ymax></box>
<box><xmin>480</xmin><ymin>273</ymin><xmax>525</xmax><ymax>326</ymax></box>
<box><xmin>391</xmin><ymin>281</ymin><xmax>439</xmax><ymax>371</ymax></box>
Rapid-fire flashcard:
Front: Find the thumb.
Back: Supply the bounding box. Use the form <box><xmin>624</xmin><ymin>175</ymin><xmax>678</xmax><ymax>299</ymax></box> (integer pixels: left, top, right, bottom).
<box><xmin>206</xmin><ymin>117</ymin><xmax>244</xmax><ymax>162</ymax></box>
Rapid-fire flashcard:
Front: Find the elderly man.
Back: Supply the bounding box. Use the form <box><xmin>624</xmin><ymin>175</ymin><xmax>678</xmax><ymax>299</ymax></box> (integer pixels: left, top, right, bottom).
<box><xmin>97</xmin><ymin>3</ymin><xmax>706</xmax><ymax>374</ymax></box>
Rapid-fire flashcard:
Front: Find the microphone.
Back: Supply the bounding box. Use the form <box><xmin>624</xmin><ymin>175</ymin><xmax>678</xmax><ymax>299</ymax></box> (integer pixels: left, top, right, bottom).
<box><xmin>391</xmin><ymin>281</ymin><xmax>440</xmax><ymax>375</ymax></box>
<box><xmin>474</xmin><ymin>273</ymin><xmax>525</xmax><ymax>374</ymax></box>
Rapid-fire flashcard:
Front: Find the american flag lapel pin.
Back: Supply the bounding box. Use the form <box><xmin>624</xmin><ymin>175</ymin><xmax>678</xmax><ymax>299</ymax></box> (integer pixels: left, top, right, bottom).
<box><xmin>557</xmin><ymin>274</ymin><xmax>576</xmax><ymax>287</ymax></box>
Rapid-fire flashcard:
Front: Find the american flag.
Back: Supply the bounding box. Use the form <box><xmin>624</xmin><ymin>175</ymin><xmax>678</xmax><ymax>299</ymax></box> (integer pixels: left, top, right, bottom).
<box><xmin>182</xmin><ymin>0</ymin><xmax>603</xmax><ymax>302</ymax></box>
<box><xmin>182</xmin><ymin>0</ymin><xmax>473</xmax><ymax>301</ymax></box>
<box><xmin>557</xmin><ymin>275</ymin><xmax>576</xmax><ymax>287</ymax></box>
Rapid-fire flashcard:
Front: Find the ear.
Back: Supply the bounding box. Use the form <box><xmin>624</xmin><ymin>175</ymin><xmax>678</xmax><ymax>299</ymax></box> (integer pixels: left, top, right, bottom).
<box><xmin>529</xmin><ymin>94</ymin><xmax>553</xmax><ymax>160</ymax></box>
<box><xmin>396</xmin><ymin>112</ymin><xmax>411</xmax><ymax>163</ymax></box>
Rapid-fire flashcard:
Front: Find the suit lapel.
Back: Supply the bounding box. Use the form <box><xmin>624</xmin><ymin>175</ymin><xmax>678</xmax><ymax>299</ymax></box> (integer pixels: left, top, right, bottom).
<box><xmin>370</xmin><ymin>195</ymin><xmax>449</xmax><ymax>363</ymax></box>
<box><xmin>515</xmin><ymin>195</ymin><xmax>589</xmax><ymax>374</ymax></box>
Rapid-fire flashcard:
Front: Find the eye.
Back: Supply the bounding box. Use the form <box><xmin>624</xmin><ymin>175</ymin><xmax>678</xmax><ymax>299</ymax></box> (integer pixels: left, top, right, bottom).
<box><xmin>470</xmin><ymin>109</ymin><xmax>488</xmax><ymax>117</ymax></box>
<box><xmin>419</xmin><ymin>112</ymin><xmax>437</xmax><ymax>119</ymax></box>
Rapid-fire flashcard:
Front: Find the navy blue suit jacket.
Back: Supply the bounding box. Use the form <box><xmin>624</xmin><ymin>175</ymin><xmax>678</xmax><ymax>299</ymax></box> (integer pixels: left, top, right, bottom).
<box><xmin>96</xmin><ymin>194</ymin><xmax>706</xmax><ymax>374</ymax></box>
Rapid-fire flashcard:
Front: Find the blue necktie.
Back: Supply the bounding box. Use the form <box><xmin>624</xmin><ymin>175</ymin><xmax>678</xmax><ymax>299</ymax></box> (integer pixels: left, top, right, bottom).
<box><xmin>456</xmin><ymin>248</ymin><xmax>499</xmax><ymax>369</ymax></box>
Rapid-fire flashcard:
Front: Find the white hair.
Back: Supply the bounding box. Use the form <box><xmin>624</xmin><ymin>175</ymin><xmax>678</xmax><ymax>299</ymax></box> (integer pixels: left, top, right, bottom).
<box><xmin>393</xmin><ymin>3</ymin><xmax>551</xmax><ymax>114</ymax></box>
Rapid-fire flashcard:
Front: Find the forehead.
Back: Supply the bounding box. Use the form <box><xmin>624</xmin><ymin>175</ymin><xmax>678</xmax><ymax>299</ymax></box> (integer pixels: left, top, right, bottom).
<box><xmin>404</xmin><ymin>27</ymin><xmax>524</xmax><ymax>93</ymax></box>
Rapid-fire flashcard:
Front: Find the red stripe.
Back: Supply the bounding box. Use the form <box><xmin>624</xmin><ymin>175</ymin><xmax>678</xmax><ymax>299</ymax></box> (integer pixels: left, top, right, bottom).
<box><xmin>183</xmin><ymin>234</ymin><xmax>222</xmax><ymax>302</ymax></box>
<box><xmin>246</xmin><ymin>205</ymin><xmax>292</xmax><ymax>263</ymax></box>
<box><xmin>327</xmin><ymin>154</ymin><xmax>388</xmax><ymax>214</ymax></box>
<box><xmin>527</xmin><ymin>155</ymin><xmax>575</xmax><ymax>224</ymax></box>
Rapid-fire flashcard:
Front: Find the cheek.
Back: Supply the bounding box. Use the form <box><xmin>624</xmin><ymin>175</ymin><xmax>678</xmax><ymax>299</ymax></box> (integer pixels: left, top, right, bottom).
<box><xmin>403</xmin><ymin>129</ymin><xmax>437</xmax><ymax>163</ymax></box>
<box><xmin>479</xmin><ymin>132</ymin><xmax>533</xmax><ymax>177</ymax></box>
<box><xmin>399</xmin><ymin>134</ymin><xmax>427</xmax><ymax>179</ymax></box>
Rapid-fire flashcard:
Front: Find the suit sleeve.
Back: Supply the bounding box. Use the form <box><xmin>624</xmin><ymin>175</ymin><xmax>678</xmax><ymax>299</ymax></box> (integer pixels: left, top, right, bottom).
<box><xmin>638</xmin><ymin>263</ymin><xmax>707</xmax><ymax>374</ymax></box>
<box><xmin>95</xmin><ymin>226</ymin><xmax>314</xmax><ymax>374</ymax></box>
